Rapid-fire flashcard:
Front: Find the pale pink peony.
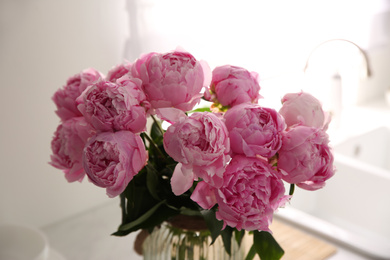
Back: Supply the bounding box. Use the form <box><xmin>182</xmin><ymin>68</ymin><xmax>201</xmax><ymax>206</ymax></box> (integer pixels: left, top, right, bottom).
<box><xmin>215</xmin><ymin>155</ymin><xmax>289</xmax><ymax>231</ymax></box>
<box><xmin>190</xmin><ymin>181</ymin><xmax>217</xmax><ymax>210</ymax></box>
<box><xmin>224</xmin><ymin>103</ymin><xmax>285</xmax><ymax>158</ymax></box>
<box><xmin>277</xmin><ymin>125</ymin><xmax>335</xmax><ymax>190</ymax></box>
<box><xmin>83</xmin><ymin>131</ymin><xmax>148</xmax><ymax>198</ymax></box>
<box><xmin>163</xmin><ymin>112</ymin><xmax>230</xmax><ymax>195</ymax></box>
<box><xmin>52</xmin><ymin>68</ymin><xmax>103</xmax><ymax>121</ymax></box>
<box><xmin>76</xmin><ymin>77</ymin><xmax>148</xmax><ymax>133</ymax></box>
<box><xmin>279</xmin><ymin>92</ymin><xmax>327</xmax><ymax>129</ymax></box>
<box><xmin>204</xmin><ymin>65</ymin><xmax>261</xmax><ymax>108</ymax></box>
<box><xmin>131</xmin><ymin>50</ymin><xmax>208</xmax><ymax>112</ymax></box>
<box><xmin>106</xmin><ymin>61</ymin><xmax>132</xmax><ymax>83</ymax></box>
<box><xmin>50</xmin><ymin>117</ymin><xmax>96</xmax><ymax>182</ymax></box>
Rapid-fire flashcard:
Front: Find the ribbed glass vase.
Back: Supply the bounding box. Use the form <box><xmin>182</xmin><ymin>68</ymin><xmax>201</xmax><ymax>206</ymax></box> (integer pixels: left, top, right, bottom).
<box><xmin>142</xmin><ymin>216</ymin><xmax>245</xmax><ymax>260</ymax></box>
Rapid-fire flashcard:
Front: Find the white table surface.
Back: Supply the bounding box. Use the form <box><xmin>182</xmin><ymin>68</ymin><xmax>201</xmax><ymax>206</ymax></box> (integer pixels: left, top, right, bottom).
<box><xmin>42</xmin><ymin>200</ymin><xmax>372</xmax><ymax>260</ymax></box>
<box><xmin>42</xmin><ymin>201</ymin><xmax>142</xmax><ymax>260</ymax></box>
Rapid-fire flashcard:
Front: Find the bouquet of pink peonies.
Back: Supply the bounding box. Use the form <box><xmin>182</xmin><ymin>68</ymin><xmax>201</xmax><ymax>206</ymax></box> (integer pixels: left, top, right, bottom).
<box><xmin>50</xmin><ymin>49</ymin><xmax>335</xmax><ymax>259</ymax></box>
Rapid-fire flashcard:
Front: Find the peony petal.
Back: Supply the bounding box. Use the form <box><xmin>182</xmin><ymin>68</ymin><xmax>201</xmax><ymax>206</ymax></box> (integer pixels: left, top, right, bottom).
<box><xmin>190</xmin><ymin>181</ymin><xmax>217</xmax><ymax>209</ymax></box>
<box><xmin>171</xmin><ymin>163</ymin><xmax>194</xmax><ymax>195</ymax></box>
<box><xmin>199</xmin><ymin>60</ymin><xmax>212</xmax><ymax>87</ymax></box>
<box><xmin>155</xmin><ymin>108</ymin><xmax>187</xmax><ymax>124</ymax></box>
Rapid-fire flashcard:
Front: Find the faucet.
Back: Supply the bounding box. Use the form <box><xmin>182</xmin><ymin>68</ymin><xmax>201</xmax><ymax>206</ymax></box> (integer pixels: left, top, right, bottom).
<box><xmin>303</xmin><ymin>39</ymin><xmax>372</xmax><ymax>78</ymax></box>
<box><xmin>302</xmin><ymin>39</ymin><xmax>372</xmax><ymax>130</ymax></box>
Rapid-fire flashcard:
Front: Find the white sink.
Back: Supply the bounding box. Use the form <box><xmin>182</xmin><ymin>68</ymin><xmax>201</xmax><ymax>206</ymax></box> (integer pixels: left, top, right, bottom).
<box><xmin>277</xmin><ymin>126</ymin><xmax>390</xmax><ymax>259</ymax></box>
<box><xmin>334</xmin><ymin>126</ymin><xmax>390</xmax><ymax>171</ymax></box>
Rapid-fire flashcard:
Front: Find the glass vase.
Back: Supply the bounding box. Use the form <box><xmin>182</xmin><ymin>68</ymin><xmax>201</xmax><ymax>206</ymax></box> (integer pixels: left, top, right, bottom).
<box><xmin>142</xmin><ymin>216</ymin><xmax>246</xmax><ymax>260</ymax></box>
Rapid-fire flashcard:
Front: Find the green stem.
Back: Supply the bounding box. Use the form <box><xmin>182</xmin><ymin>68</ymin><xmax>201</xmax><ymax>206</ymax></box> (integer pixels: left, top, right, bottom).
<box><xmin>151</xmin><ymin>114</ymin><xmax>165</xmax><ymax>136</ymax></box>
<box><xmin>289</xmin><ymin>184</ymin><xmax>295</xmax><ymax>196</ymax></box>
<box><xmin>142</xmin><ymin>132</ymin><xmax>165</xmax><ymax>159</ymax></box>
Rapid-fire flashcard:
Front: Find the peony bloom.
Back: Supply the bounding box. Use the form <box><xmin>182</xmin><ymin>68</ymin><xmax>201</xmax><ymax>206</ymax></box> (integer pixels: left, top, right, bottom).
<box><xmin>277</xmin><ymin>125</ymin><xmax>335</xmax><ymax>190</ymax></box>
<box><xmin>224</xmin><ymin>103</ymin><xmax>285</xmax><ymax>158</ymax></box>
<box><xmin>83</xmin><ymin>131</ymin><xmax>148</xmax><ymax>198</ymax></box>
<box><xmin>76</xmin><ymin>77</ymin><xmax>148</xmax><ymax>133</ymax></box>
<box><xmin>215</xmin><ymin>155</ymin><xmax>289</xmax><ymax>231</ymax></box>
<box><xmin>163</xmin><ymin>112</ymin><xmax>230</xmax><ymax>195</ymax></box>
<box><xmin>106</xmin><ymin>61</ymin><xmax>132</xmax><ymax>83</ymax></box>
<box><xmin>52</xmin><ymin>68</ymin><xmax>103</xmax><ymax>121</ymax></box>
<box><xmin>204</xmin><ymin>65</ymin><xmax>261</xmax><ymax>109</ymax></box>
<box><xmin>50</xmin><ymin>117</ymin><xmax>96</xmax><ymax>182</ymax></box>
<box><xmin>279</xmin><ymin>92</ymin><xmax>328</xmax><ymax>129</ymax></box>
<box><xmin>131</xmin><ymin>50</ymin><xmax>208</xmax><ymax>112</ymax></box>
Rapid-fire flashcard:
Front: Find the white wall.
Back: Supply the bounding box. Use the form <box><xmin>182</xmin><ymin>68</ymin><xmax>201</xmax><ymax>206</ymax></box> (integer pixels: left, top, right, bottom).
<box><xmin>0</xmin><ymin>0</ymin><xmax>129</xmax><ymax>227</ymax></box>
<box><xmin>1</xmin><ymin>0</ymin><xmax>389</xmax><ymax>228</ymax></box>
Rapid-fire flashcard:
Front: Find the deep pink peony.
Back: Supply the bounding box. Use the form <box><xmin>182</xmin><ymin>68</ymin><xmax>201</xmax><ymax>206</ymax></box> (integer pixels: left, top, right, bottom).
<box><xmin>279</xmin><ymin>92</ymin><xmax>327</xmax><ymax>129</ymax></box>
<box><xmin>106</xmin><ymin>61</ymin><xmax>132</xmax><ymax>83</ymax></box>
<box><xmin>52</xmin><ymin>68</ymin><xmax>103</xmax><ymax>121</ymax></box>
<box><xmin>277</xmin><ymin>125</ymin><xmax>335</xmax><ymax>190</ymax></box>
<box><xmin>50</xmin><ymin>117</ymin><xmax>96</xmax><ymax>182</ymax></box>
<box><xmin>224</xmin><ymin>103</ymin><xmax>285</xmax><ymax>158</ymax></box>
<box><xmin>163</xmin><ymin>112</ymin><xmax>230</xmax><ymax>195</ymax></box>
<box><xmin>204</xmin><ymin>65</ymin><xmax>261</xmax><ymax>108</ymax></box>
<box><xmin>215</xmin><ymin>155</ymin><xmax>289</xmax><ymax>231</ymax></box>
<box><xmin>131</xmin><ymin>50</ymin><xmax>208</xmax><ymax>112</ymax></box>
<box><xmin>83</xmin><ymin>131</ymin><xmax>148</xmax><ymax>198</ymax></box>
<box><xmin>76</xmin><ymin>77</ymin><xmax>148</xmax><ymax>133</ymax></box>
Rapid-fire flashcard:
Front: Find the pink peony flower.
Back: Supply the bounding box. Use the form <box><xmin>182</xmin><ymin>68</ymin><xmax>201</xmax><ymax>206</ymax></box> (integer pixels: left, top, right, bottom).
<box><xmin>279</xmin><ymin>92</ymin><xmax>328</xmax><ymax>129</ymax></box>
<box><xmin>76</xmin><ymin>77</ymin><xmax>148</xmax><ymax>133</ymax></box>
<box><xmin>83</xmin><ymin>131</ymin><xmax>148</xmax><ymax>198</ymax></box>
<box><xmin>204</xmin><ymin>65</ymin><xmax>261</xmax><ymax>108</ymax></box>
<box><xmin>131</xmin><ymin>50</ymin><xmax>208</xmax><ymax>112</ymax></box>
<box><xmin>224</xmin><ymin>103</ymin><xmax>285</xmax><ymax>158</ymax></box>
<box><xmin>277</xmin><ymin>125</ymin><xmax>335</xmax><ymax>190</ymax></box>
<box><xmin>106</xmin><ymin>61</ymin><xmax>132</xmax><ymax>83</ymax></box>
<box><xmin>163</xmin><ymin>112</ymin><xmax>230</xmax><ymax>195</ymax></box>
<box><xmin>52</xmin><ymin>68</ymin><xmax>103</xmax><ymax>121</ymax></box>
<box><xmin>190</xmin><ymin>181</ymin><xmax>217</xmax><ymax>210</ymax></box>
<box><xmin>49</xmin><ymin>117</ymin><xmax>96</xmax><ymax>182</ymax></box>
<box><xmin>215</xmin><ymin>155</ymin><xmax>289</xmax><ymax>231</ymax></box>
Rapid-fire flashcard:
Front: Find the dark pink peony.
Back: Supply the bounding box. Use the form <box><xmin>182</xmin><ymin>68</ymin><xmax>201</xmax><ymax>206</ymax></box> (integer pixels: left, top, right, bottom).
<box><xmin>215</xmin><ymin>155</ymin><xmax>288</xmax><ymax>231</ymax></box>
<box><xmin>131</xmin><ymin>50</ymin><xmax>208</xmax><ymax>112</ymax></box>
<box><xmin>50</xmin><ymin>117</ymin><xmax>96</xmax><ymax>182</ymax></box>
<box><xmin>163</xmin><ymin>112</ymin><xmax>230</xmax><ymax>195</ymax></box>
<box><xmin>224</xmin><ymin>103</ymin><xmax>285</xmax><ymax>158</ymax></box>
<box><xmin>279</xmin><ymin>92</ymin><xmax>328</xmax><ymax>129</ymax></box>
<box><xmin>76</xmin><ymin>77</ymin><xmax>148</xmax><ymax>133</ymax></box>
<box><xmin>52</xmin><ymin>68</ymin><xmax>103</xmax><ymax>121</ymax></box>
<box><xmin>106</xmin><ymin>61</ymin><xmax>132</xmax><ymax>83</ymax></box>
<box><xmin>204</xmin><ymin>65</ymin><xmax>261</xmax><ymax>108</ymax></box>
<box><xmin>83</xmin><ymin>131</ymin><xmax>148</xmax><ymax>198</ymax></box>
<box><xmin>277</xmin><ymin>125</ymin><xmax>335</xmax><ymax>190</ymax></box>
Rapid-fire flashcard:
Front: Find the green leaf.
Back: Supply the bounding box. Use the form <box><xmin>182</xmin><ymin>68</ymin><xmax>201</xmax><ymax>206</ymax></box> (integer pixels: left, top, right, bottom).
<box><xmin>188</xmin><ymin>107</ymin><xmax>211</xmax><ymax>113</ymax></box>
<box><xmin>120</xmin><ymin>193</ymin><xmax>126</xmax><ymax>223</ymax></box>
<box><xmin>200</xmin><ymin>210</ymin><xmax>223</xmax><ymax>245</ymax></box>
<box><xmin>245</xmin><ymin>244</ymin><xmax>256</xmax><ymax>260</ymax></box>
<box><xmin>124</xmin><ymin>172</ymin><xmax>159</xmax><ymax>222</ymax></box>
<box><xmin>180</xmin><ymin>207</ymin><xmax>202</xmax><ymax>216</ymax></box>
<box><xmin>150</xmin><ymin>116</ymin><xmax>164</xmax><ymax>141</ymax></box>
<box><xmin>289</xmin><ymin>183</ymin><xmax>295</xmax><ymax>196</ymax></box>
<box><xmin>253</xmin><ymin>231</ymin><xmax>284</xmax><ymax>260</ymax></box>
<box><xmin>119</xmin><ymin>200</ymin><xmax>166</xmax><ymax>232</ymax></box>
<box><xmin>220</xmin><ymin>226</ymin><xmax>234</xmax><ymax>255</ymax></box>
<box><xmin>146</xmin><ymin>165</ymin><xmax>160</xmax><ymax>200</ymax></box>
<box><xmin>234</xmin><ymin>229</ymin><xmax>245</xmax><ymax>247</ymax></box>
<box><xmin>114</xmin><ymin>204</ymin><xmax>179</xmax><ymax>236</ymax></box>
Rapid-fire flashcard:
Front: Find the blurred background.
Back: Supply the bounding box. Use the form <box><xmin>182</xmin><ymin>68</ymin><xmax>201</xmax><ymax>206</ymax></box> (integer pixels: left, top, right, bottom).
<box><xmin>1</xmin><ymin>0</ymin><xmax>389</xmax><ymax>228</ymax></box>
